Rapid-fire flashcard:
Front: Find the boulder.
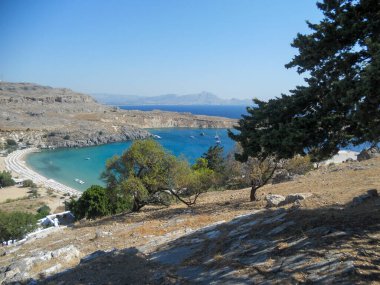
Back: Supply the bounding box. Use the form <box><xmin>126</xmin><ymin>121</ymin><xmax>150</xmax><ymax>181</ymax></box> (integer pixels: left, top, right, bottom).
<box><xmin>266</xmin><ymin>193</ymin><xmax>313</xmax><ymax>207</ymax></box>
<box><xmin>265</xmin><ymin>194</ymin><xmax>286</xmax><ymax>207</ymax></box>
<box><xmin>283</xmin><ymin>193</ymin><xmax>313</xmax><ymax>204</ymax></box>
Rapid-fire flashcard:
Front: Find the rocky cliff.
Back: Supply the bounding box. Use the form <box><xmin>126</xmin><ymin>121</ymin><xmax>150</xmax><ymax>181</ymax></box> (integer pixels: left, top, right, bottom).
<box><xmin>0</xmin><ymin>82</ymin><xmax>237</xmax><ymax>148</ymax></box>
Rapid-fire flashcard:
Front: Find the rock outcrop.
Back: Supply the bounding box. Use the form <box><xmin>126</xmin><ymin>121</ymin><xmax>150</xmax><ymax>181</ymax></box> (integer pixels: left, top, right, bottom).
<box><xmin>265</xmin><ymin>193</ymin><xmax>313</xmax><ymax>208</ymax></box>
<box><xmin>0</xmin><ymin>245</ymin><xmax>80</xmax><ymax>283</ymax></box>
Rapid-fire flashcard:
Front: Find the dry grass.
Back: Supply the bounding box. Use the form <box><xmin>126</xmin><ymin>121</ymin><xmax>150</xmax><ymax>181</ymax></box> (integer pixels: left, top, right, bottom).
<box><xmin>1</xmin><ymin>157</ymin><xmax>379</xmax><ymax>281</ymax></box>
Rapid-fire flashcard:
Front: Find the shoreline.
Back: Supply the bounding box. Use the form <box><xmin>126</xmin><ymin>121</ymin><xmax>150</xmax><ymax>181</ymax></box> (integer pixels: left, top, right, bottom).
<box><xmin>4</xmin><ymin>148</ymin><xmax>82</xmax><ymax>197</ymax></box>
<box><xmin>1</xmin><ymin>146</ymin><xmax>361</xmax><ymax>202</ymax></box>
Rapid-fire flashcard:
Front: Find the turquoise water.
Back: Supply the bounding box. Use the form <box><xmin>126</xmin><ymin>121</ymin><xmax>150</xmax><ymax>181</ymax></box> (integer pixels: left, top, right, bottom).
<box><xmin>26</xmin><ymin>128</ymin><xmax>236</xmax><ymax>191</ymax></box>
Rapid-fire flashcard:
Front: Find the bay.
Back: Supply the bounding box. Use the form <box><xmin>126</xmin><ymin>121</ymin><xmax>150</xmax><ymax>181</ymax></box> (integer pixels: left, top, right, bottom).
<box><xmin>26</xmin><ymin>128</ymin><xmax>236</xmax><ymax>192</ymax></box>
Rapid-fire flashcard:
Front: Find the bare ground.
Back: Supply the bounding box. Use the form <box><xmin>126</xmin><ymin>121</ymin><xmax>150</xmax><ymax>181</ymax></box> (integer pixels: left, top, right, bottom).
<box><xmin>0</xmin><ymin>157</ymin><xmax>379</xmax><ymax>284</ymax></box>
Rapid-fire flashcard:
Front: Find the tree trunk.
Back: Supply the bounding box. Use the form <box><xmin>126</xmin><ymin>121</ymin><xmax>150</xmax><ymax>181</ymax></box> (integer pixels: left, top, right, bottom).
<box><xmin>132</xmin><ymin>198</ymin><xmax>143</xmax><ymax>212</ymax></box>
<box><xmin>250</xmin><ymin>186</ymin><xmax>258</xmax><ymax>201</ymax></box>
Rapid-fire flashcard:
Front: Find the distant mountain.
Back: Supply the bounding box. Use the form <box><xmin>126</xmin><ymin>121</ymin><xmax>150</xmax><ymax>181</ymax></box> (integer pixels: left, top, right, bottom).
<box><xmin>91</xmin><ymin>92</ymin><xmax>252</xmax><ymax>106</ymax></box>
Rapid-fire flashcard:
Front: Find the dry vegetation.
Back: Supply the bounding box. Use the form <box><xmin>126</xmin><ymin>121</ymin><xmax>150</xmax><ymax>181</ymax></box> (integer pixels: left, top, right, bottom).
<box><xmin>1</xmin><ymin>157</ymin><xmax>379</xmax><ymax>283</ymax></box>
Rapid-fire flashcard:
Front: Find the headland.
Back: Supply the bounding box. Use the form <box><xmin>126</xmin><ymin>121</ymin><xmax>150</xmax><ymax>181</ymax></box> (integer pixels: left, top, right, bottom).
<box><xmin>0</xmin><ymin>82</ymin><xmax>237</xmax><ymax>148</ymax></box>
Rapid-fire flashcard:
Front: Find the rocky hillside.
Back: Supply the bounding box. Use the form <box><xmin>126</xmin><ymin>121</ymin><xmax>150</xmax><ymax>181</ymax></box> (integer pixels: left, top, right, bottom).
<box><xmin>1</xmin><ymin>157</ymin><xmax>379</xmax><ymax>284</ymax></box>
<box><xmin>0</xmin><ymin>82</ymin><xmax>236</xmax><ymax>148</ymax></box>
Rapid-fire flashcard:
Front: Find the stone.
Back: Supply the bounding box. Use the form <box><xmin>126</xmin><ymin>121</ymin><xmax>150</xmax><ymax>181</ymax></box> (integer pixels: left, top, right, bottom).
<box><xmin>51</xmin><ymin>245</ymin><xmax>80</xmax><ymax>262</ymax></box>
<box><xmin>268</xmin><ymin>221</ymin><xmax>296</xmax><ymax>235</ymax></box>
<box><xmin>42</xmin><ymin>264</ymin><xmax>62</xmax><ymax>276</ymax></box>
<box><xmin>265</xmin><ymin>194</ymin><xmax>286</xmax><ymax>207</ymax></box>
<box><xmin>283</xmin><ymin>193</ymin><xmax>313</xmax><ymax>204</ymax></box>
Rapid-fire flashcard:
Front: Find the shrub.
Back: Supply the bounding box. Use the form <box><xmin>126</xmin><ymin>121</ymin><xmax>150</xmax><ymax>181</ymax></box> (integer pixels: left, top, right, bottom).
<box><xmin>63</xmin><ymin>135</ymin><xmax>70</xmax><ymax>140</ymax></box>
<box><xmin>0</xmin><ymin>171</ymin><xmax>15</xmax><ymax>187</ymax></box>
<box><xmin>67</xmin><ymin>185</ymin><xmax>112</xmax><ymax>220</ymax></box>
<box><xmin>35</xmin><ymin>205</ymin><xmax>51</xmax><ymax>219</ymax></box>
<box><xmin>6</xmin><ymin>139</ymin><xmax>17</xmax><ymax>146</ymax></box>
<box><xmin>22</xmin><ymin>179</ymin><xmax>37</xmax><ymax>188</ymax></box>
<box><xmin>0</xmin><ymin>211</ymin><xmax>37</xmax><ymax>240</ymax></box>
<box><xmin>28</xmin><ymin>188</ymin><xmax>39</xmax><ymax>198</ymax></box>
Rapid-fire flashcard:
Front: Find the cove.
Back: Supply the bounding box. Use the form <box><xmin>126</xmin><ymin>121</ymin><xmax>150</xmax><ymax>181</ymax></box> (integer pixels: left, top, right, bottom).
<box><xmin>26</xmin><ymin>128</ymin><xmax>236</xmax><ymax>192</ymax></box>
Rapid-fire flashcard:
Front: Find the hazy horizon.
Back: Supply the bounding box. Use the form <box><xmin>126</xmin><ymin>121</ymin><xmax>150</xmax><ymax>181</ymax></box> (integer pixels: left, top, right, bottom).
<box><xmin>0</xmin><ymin>0</ymin><xmax>323</xmax><ymax>100</ymax></box>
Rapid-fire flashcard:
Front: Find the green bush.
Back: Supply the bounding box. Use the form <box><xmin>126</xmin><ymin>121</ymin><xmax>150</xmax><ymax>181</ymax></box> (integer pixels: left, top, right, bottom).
<box><xmin>0</xmin><ymin>171</ymin><xmax>15</xmax><ymax>187</ymax></box>
<box><xmin>22</xmin><ymin>179</ymin><xmax>37</xmax><ymax>188</ymax></box>
<box><xmin>6</xmin><ymin>139</ymin><xmax>17</xmax><ymax>146</ymax></box>
<box><xmin>35</xmin><ymin>205</ymin><xmax>51</xmax><ymax>219</ymax></box>
<box><xmin>63</xmin><ymin>135</ymin><xmax>70</xmax><ymax>140</ymax></box>
<box><xmin>0</xmin><ymin>211</ymin><xmax>37</xmax><ymax>240</ymax></box>
<box><xmin>67</xmin><ymin>185</ymin><xmax>112</xmax><ymax>220</ymax></box>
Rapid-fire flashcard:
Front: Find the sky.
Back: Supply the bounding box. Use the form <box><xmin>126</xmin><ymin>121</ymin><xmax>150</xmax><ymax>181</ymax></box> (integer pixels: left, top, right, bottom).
<box><xmin>0</xmin><ymin>0</ymin><xmax>323</xmax><ymax>100</ymax></box>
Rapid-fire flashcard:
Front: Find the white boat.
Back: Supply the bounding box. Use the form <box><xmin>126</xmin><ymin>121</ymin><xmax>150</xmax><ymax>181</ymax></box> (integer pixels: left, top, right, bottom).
<box><xmin>74</xmin><ymin>178</ymin><xmax>85</xmax><ymax>184</ymax></box>
<box><xmin>190</xmin><ymin>135</ymin><xmax>195</xmax><ymax>139</ymax></box>
<box><xmin>200</xmin><ymin>132</ymin><xmax>205</xmax><ymax>136</ymax></box>
<box><xmin>216</xmin><ymin>139</ymin><xmax>222</xmax><ymax>144</ymax></box>
<box><xmin>84</xmin><ymin>157</ymin><xmax>91</xmax><ymax>160</ymax></box>
<box><xmin>153</xmin><ymin>135</ymin><xmax>162</xmax><ymax>139</ymax></box>
<box><xmin>214</xmin><ymin>131</ymin><xmax>220</xmax><ymax>139</ymax></box>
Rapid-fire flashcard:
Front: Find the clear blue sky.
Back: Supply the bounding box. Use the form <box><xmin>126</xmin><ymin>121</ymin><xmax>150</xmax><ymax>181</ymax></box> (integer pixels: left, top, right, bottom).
<box><xmin>0</xmin><ymin>0</ymin><xmax>322</xmax><ymax>100</ymax></box>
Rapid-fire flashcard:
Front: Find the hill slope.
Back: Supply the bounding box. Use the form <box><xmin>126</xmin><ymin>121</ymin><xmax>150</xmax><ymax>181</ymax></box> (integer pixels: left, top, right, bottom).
<box><xmin>1</xmin><ymin>157</ymin><xmax>379</xmax><ymax>284</ymax></box>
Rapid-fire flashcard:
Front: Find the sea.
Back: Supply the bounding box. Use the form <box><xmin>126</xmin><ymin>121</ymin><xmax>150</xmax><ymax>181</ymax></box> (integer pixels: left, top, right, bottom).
<box><xmin>119</xmin><ymin>105</ymin><xmax>248</xmax><ymax>119</ymax></box>
<box><xmin>25</xmin><ymin>105</ymin><xmax>371</xmax><ymax>192</ymax></box>
<box><xmin>26</xmin><ymin>105</ymin><xmax>247</xmax><ymax>191</ymax></box>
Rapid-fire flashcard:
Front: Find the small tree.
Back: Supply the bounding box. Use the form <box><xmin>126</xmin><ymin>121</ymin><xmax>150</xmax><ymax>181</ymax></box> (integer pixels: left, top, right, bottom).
<box><xmin>0</xmin><ymin>211</ymin><xmax>37</xmax><ymax>240</ymax></box>
<box><xmin>102</xmin><ymin>139</ymin><xmax>210</xmax><ymax>211</ymax></box>
<box><xmin>68</xmin><ymin>185</ymin><xmax>112</xmax><ymax>220</ymax></box>
<box><xmin>246</xmin><ymin>157</ymin><xmax>278</xmax><ymax>201</ymax></box>
<box><xmin>22</xmin><ymin>179</ymin><xmax>37</xmax><ymax>188</ymax></box>
<box><xmin>166</xmin><ymin>158</ymin><xmax>216</xmax><ymax>206</ymax></box>
<box><xmin>201</xmin><ymin>145</ymin><xmax>225</xmax><ymax>173</ymax></box>
<box><xmin>0</xmin><ymin>171</ymin><xmax>15</xmax><ymax>187</ymax></box>
<box><xmin>102</xmin><ymin>140</ymin><xmax>179</xmax><ymax>211</ymax></box>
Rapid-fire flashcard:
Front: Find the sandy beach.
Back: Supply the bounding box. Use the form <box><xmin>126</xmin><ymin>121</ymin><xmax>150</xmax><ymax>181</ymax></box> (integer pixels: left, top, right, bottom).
<box><xmin>4</xmin><ymin>148</ymin><xmax>81</xmax><ymax>196</ymax></box>
<box><xmin>0</xmin><ymin>149</ymin><xmax>80</xmax><ymax>213</ymax></box>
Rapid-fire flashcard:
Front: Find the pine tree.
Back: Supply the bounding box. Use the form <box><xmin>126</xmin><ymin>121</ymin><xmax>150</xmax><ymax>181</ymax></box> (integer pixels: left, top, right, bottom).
<box><xmin>230</xmin><ymin>0</ymin><xmax>379</xmax><ymax>164</ymax></box>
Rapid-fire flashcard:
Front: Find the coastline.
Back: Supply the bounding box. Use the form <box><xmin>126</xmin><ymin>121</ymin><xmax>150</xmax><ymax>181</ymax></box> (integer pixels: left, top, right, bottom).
<box><xmin>4</xmin><ymin>148</ymin><xmax>82</xmax><ymax>197</ymax></box>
